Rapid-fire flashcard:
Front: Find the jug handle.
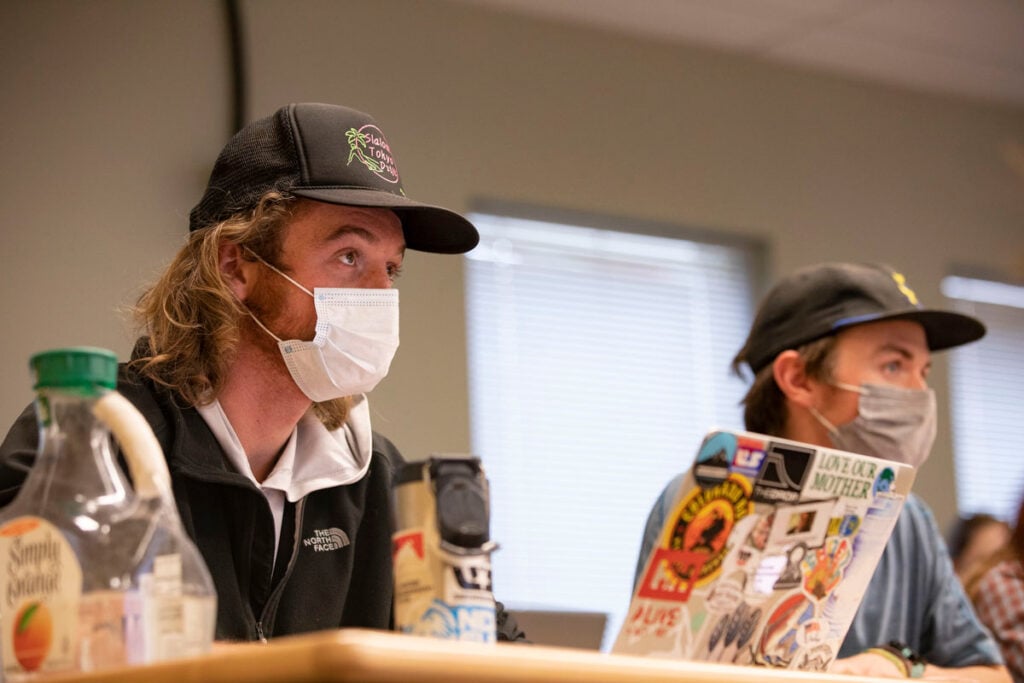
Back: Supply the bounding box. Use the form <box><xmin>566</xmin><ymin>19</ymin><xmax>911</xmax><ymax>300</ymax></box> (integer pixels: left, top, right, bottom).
<box><xmin>92</xmin><ymin>392</ymin><xmax>171</xmax><ymax>501</ymax></box>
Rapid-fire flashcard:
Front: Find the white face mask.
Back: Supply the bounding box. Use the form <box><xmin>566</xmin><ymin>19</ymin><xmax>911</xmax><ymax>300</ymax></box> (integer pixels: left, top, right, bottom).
<box><xmin>244</xmin><ymin>252</ymin><xmax>400</xmax><ymax>402</ymax></box>
<box><xmin>809</xmin><ymin>381</ymin><xmax>937</xmax><ymax>468</ymax></box>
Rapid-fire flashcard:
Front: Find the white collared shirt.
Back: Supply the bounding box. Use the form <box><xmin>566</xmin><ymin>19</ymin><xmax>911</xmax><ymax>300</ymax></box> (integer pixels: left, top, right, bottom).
<box><xmin>196</xmin><ymin>395</ymin><xmax>373</xmax><ymax>562</ymax></box>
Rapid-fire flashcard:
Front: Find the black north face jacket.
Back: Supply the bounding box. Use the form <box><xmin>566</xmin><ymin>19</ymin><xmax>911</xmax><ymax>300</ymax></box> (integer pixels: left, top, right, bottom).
<box><xmin>0</xmin><ymin>349</ymin><xmax>525</xmax><ymax>642</ymax></box>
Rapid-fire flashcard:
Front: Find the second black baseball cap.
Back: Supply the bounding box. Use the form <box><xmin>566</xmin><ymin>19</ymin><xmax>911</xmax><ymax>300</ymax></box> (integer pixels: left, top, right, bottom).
<box><xmin>735</xmin><ymin>262</ymin><xmax>986</xmax><ymax>374</ymax></box>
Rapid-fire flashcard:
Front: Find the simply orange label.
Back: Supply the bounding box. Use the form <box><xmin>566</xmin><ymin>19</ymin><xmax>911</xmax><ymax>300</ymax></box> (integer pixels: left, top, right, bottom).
<box><xmin>0</xmin><ymin>516</ymin><xmax>82</xmax><ymax>675</ymax></box>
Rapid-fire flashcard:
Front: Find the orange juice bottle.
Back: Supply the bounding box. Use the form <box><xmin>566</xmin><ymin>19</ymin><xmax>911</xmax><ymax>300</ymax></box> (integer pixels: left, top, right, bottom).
<box><xmin>0</xmin><ymin>348</ymin><xmax>216</xmax><ymax>677</ymax></box>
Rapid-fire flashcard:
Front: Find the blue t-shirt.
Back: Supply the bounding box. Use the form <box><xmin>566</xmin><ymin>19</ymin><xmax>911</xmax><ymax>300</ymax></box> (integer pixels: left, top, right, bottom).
<box><xmin>634</xmin><ymin>478</ymin><xmax>1003</xmax><ymax>667</ymax></box>
<box><xmin>839</xmin><ymin>494</ymin><xmax>1002</xmax><ymax>666</ymax></box>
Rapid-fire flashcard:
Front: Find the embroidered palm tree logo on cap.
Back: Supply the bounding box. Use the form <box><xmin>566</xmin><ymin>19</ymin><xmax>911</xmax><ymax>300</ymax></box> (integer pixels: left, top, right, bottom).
<box><xmin>345</xmin><ymin>125</ymin><xmax>400</xmax><ymax>184</ymax></box>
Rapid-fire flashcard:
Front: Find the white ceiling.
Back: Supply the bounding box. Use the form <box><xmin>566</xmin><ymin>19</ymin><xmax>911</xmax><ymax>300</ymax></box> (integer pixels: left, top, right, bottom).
<box><xmin>452</xmin><ymin>0</ymin><xmax>1024</xmax><ymax>109</ymax></box>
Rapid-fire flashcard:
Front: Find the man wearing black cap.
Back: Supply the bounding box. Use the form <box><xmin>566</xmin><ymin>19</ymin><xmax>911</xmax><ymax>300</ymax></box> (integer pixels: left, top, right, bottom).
<box><xmin>633</xmin><ymin>263</ymin><xmax>1008</xmax><ymax>680</ymax></box>
<box><xmin>0</xmin><ymin>103</ymin><xmax>524</xmax><ymax>642</ymax></box>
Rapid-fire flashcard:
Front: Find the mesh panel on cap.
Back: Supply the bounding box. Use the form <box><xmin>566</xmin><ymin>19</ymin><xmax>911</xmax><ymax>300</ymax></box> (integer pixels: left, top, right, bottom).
<box><xmin>189</xmin><ymin>109</ymin><xmax>302</xmax><ymax>230</ymax></box>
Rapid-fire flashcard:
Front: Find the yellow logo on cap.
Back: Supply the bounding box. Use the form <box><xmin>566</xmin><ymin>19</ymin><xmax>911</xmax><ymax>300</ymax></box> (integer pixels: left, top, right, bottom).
<box><xmin>891</xmin><ymin>272</ymin><xmax>918</xmax><ymax>305</ymax></box>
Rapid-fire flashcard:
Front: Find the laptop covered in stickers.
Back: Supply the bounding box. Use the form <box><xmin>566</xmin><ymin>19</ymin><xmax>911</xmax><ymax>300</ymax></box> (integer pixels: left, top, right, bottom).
<box><xmin>611</xmin><ymin>428</ymin><xmax>915</xmax><ymax>673</ymax></box>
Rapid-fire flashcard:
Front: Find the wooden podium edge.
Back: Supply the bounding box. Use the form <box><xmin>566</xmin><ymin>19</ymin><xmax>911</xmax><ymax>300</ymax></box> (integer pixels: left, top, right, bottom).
<box><xmin>34</xmin><ymin>628</ymin><xmax>891</xmax><ymax>683</ymax></box>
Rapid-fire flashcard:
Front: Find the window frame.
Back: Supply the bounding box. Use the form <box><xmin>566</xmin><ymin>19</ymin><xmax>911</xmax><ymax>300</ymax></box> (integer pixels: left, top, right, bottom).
<box><xmin>462</xmin><ymin>200</ymin><xmax>768</xmax><ymax>649</ymax></box>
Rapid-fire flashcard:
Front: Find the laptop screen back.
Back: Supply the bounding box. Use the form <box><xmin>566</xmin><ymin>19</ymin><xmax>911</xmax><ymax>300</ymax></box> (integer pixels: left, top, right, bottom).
<box><xmin>612</xmin><ymin>429</ymin><xmax>915</xmax><ymax>672</ymax></box>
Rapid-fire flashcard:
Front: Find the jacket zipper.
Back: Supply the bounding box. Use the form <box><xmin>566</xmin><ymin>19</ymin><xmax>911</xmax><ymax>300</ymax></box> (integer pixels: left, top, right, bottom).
<box><xmin>255</xmin><ymin>497</ymin><xmax>307</xmax><ymax>640</ymax></box>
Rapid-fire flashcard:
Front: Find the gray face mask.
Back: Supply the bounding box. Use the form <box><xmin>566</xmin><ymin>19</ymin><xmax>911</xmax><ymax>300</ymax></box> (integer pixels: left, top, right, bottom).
<box><xmin>809</xmin><ymin>382</ymin><xmax>937</xmax><ymax>468</ymax></box>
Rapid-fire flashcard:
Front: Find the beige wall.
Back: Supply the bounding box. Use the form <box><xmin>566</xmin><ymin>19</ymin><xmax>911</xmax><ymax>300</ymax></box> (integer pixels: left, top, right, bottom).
<box><xmin>2</xmin><ymin>0</ymin><xmax>1023</xmax><ymax>535</ymax></box>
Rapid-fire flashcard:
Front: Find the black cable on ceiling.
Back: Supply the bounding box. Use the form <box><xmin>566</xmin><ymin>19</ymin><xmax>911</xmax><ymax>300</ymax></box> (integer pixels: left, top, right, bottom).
<box><xmin>224</xmin><ymin>0</ymin><xmax>248</xmax><ymax>134</ymax></box>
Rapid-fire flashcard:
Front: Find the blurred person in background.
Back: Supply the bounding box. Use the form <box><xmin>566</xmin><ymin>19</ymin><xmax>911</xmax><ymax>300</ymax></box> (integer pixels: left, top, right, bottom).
<box><xmin>949</xmin><ymin>513</ymin><xmax>1011</xmax><ymax>583</ymax></box>
<box><xmin>967</xmin><ymin>500</ymin><xmax>1024</xmax><ymax>683</ymax></box>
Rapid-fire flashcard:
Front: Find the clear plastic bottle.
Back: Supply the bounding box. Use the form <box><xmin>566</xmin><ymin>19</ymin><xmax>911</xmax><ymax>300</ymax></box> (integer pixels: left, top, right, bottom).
<box><xmin>0</xmin><ymin>347</ymin><xmax>216</xmax><ymax>677</ymax></box>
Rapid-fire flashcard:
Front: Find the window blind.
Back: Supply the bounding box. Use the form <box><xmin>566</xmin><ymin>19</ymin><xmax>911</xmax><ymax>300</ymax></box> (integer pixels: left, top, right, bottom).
<box><xmin>464</xmin><ymin>212</ymin><xmax>760</xmax><ymax>648</ymax></box>
<box><xmin>943</xmin><ymin>276</ymin><xmax>1024</xmax><ymax>522</ymax></box>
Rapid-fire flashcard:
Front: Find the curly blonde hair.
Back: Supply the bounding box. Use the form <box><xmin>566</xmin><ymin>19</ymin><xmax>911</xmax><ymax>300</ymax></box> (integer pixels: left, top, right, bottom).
<box><xmin>131</xmin><ymin>192</ymin><xmax>350</xmax><ymax>429</ymax></box>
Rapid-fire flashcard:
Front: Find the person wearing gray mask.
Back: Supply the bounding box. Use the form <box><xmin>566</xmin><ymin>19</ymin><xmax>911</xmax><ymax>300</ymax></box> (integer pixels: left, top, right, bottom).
<box><xmin>633</xmin><ymin>262</ymin><xmax>1009</xmax><ymax>681</ymax></box>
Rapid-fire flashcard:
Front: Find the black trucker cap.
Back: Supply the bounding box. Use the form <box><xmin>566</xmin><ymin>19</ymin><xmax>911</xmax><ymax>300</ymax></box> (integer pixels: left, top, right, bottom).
<box><xmin>188</xmin><ymin>103</ymin><xmax>479</xmax><ymax>254</ymax></box>
<box><xmin>735</xmin><ymin>262</ymin><xmax>986</xmax><ymax>374</ymax></box>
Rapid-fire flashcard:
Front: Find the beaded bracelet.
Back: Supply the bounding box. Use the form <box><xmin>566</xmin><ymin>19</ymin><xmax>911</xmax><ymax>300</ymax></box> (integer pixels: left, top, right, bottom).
<box><xmin>866</xmin><ymin>641</ymin><xmax>925</xmax><ymax>678</ymax></box>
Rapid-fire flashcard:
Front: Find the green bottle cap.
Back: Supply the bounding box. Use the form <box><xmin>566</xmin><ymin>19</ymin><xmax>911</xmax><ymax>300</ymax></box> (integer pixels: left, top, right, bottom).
<box><xmin>30</xmin><ymin>347</ymin><xmax>119</xmax><ymax>392</ymax></box>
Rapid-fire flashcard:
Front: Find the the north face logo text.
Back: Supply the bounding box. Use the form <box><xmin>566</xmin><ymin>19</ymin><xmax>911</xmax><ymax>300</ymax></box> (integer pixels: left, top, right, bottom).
<box><xmin>303</xmin><ymin>528</ymin><xmax>351</xmax><ymax>552</ymax></box>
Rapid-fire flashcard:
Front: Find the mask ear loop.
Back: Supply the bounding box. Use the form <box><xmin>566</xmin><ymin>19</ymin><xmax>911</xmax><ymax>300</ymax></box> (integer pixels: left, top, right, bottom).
<box><xmin>231</xmin><ymin>248</ymin><xmax>290</xmax><ymax>344</ymax></box>
<box><xmin>244</xmin><ymin>247</ymin><xmax>314</xmax><ymax>297</ymax></box>
<box><xmin>831</xmin><ymin>381</ymin><xmax>866</xmax><ymax>395</ymax></box>
<box><xmin>243</xmin><ymin>306</ymin><xmax>284</xmax><ymax>344</ymax></box>
<box><xmin>808</xmin><ymin>406</ymin><xmax>842</xmax><ymax>442</ymax></box>
<box><xmin>809</xmin><ymin>381</ymin><xmax>865</xmax><ymax>443</ymax></box>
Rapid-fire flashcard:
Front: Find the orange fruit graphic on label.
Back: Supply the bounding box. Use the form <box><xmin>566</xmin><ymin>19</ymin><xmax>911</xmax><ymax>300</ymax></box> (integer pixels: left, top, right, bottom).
<box><xmin>0</xmin><ymin>518</ymin><xmax>40</xmax><ymax>537</ymax></box>
<box><xmin>13</xmin><ymin>601</ymin><xmax>52</xmax><ymax>671</ymax></box>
